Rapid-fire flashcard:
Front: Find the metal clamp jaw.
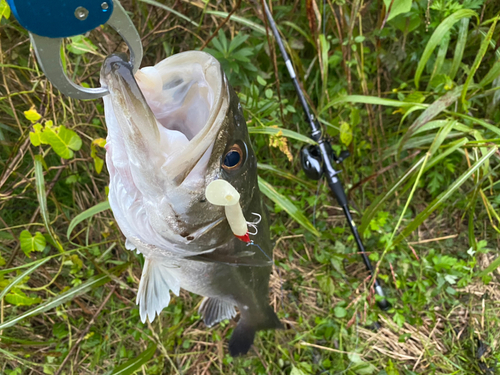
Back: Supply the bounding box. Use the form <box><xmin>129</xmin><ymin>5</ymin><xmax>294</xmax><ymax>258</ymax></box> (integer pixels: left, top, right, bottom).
<box><xmin>7</xmin><ymin>0</ymin><xmax>143</xmax><ymax>99</ymax></box>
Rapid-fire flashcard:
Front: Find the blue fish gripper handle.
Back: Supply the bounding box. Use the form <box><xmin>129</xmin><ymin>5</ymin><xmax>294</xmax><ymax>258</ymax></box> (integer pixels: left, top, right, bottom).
<box><xmin>6</xmin><ymin>0</ymin><xmax>114</xmax><ymax>38</ymax></box>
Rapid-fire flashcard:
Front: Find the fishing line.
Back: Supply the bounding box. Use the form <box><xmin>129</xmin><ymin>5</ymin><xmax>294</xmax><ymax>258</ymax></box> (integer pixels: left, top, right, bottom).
<box><xmin>246</xmin><ymin>240</ymin><xmax>285</xmax><ymax>311</ymax></box>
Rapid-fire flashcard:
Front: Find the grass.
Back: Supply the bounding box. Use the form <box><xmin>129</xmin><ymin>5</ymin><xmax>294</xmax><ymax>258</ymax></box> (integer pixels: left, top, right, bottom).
<box><xmin>1</xmin><ymin>0</ymin><xmax>500</xmax><ymax>374</ymax></box>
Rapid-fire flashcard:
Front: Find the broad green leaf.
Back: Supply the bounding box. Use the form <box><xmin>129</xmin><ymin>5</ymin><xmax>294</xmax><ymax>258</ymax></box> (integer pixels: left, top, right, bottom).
<box><xmin>0</xmin><ymin>257</ymin><xmax>50</xmax><ymax>302</ymax></box>
<box><xmin>318</xmin><ymin>275</ymin><xmax>335</xmax><ymax>296</ymax></box>
<box><xmin>393</xmin><ymin>147</ymin><xmax>497</xmax><ymax>245</ymax></box>
<box><xmin>91</xmin><ymin>138</ymin><xmax>106</xmax><ymax>174</ymax></box>
<box><xmin>139</xmin><ymin>0</ymin><xmax>197</xmax><ymax>26</ymax></box>
<box><xmin>383</xmin><ymin>0</ymin><xmax>412</xmax><ymax>21</ymax></box>
<box><xmin>0</xmin><ymin>0</ymin><xmax>10</xmax><ymax>21</ymax></box>
<box><xmin>29</xmin><ymin>123</ymin><xmax>43</xmax><ymax>146</ymax></box>
<box><xmin>462</xmin><ymin>16</ymin><xmax>498</xmax><ymax>109</ymax></box>
<box><xmin>0</xmin><ymin>264</ymin><xmax>127</xmax><ymax>330</ymax></box>
<box><xmin>67</xmin><ymin>201</ymin><xmax>111</xmax><ymax>239</ymax></box>
<box><xmin>390</xmin><ymin>12</ymin><xmax>420</xmax><ymax>33</ymax></box>
<box><xmin>19</xmin><ymin>230</ymin><xmax>46</xmax><ymax>257</ymax></box>
<box><xmin>93</xmin><ymin>138</ymin><xmax>106</xmax><ymax>148</ymax></box>
<box><xmin>334</xmin><ymin>306</ymin><xmax>347</xmax><ymax>318</ymax></box>
<box><xmin>23</xmin><ymin>108</ymin><xmax>41</xmax><ymax>123</ymax></box>
<box><xmin>110</xmin><ymin>344</ymin><xmax>157</xmax><ymax>375</ymax></box>
<box><xmin>290</xmin><ymin>366</ymin><xmax>306</xmax><ymax>375</ymax></box>
<box><xmin>248</xmin><ymin>126</ymin><xmax>316</xmax><ymax>144</ymax></box>
<box><xmin>42</xmin><ymin>125</ymin><xmax>82</xmax><ymax>159</ymax></box>
<box><xmin>5</xmin><ymin>290</ymin><xmax>42</xmax><ymax>306</ymax></box>
<box><xmin>258</xmin><ymin>177</ymin><xmax>320</xmax><ymax>237</ymax></box>
<box><xmin>340</xmin><ymin>122</ymin><xmax>352</xmax><ymax>146</ymax></box>
<box><xmin>353</xmin><ymin>362</ymin><xmax>377</xmax><ymax>375</ymax></box>
<box><xmin>66</xmin><ymin>35</ymin><xmax>98</xmax><ymax>55</ymax></box>
<box><xmin>415</xmin><ymin>9</ymin><xmax>477</xmax><ymax>89</ymax></box>
<box><xmin>94</xmin><ymin>156</ymin><xmax>104</xmax><ymax>174</ymax></box>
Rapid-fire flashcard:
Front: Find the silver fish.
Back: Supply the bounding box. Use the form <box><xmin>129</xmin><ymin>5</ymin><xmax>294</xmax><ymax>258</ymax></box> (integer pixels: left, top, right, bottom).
<box><xmin>100</xmin><ymin>51</ymin><xmax>282</xmax><ymax>356</ymax></box>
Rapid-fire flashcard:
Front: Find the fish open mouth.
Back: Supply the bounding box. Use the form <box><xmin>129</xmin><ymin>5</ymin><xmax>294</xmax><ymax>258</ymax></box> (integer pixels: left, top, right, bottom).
<box><xmin>101</xmin><ymin>52</ymin><xmax>228</xmax><ymax>188</ymax></box>
<box><xmin>136</xmin><ymin>53</ymin><xmax>222</xmax><ymax>142</ymax></box>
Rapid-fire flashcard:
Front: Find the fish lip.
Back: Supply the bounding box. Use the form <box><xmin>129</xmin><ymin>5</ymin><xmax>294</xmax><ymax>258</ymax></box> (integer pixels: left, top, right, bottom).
<box><xmin>101</xmin><ymin>53</ymin><xmax>144</xmax><ymax>103</ymax></box>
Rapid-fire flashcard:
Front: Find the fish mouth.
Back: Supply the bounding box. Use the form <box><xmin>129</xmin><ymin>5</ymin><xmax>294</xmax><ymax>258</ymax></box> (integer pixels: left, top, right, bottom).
<box><xmin>101</xmin><ymin>52</ymin><xmax>228</xmax><ymax>188</ymax></box>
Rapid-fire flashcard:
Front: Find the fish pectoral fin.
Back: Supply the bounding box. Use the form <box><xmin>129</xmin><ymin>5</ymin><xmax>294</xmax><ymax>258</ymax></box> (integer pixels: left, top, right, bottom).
<box><xmin>136</xmin><ymin>257</ymin><xmax>180</xmax><ymax>324</ymax></box>
<box><xmin>199</xmin><ymin>297</ymin><xmax>237</xmax><ymax>327</ymax></box>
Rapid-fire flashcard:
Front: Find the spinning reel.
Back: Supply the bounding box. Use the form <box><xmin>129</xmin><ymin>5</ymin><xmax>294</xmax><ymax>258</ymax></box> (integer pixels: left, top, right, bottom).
<box><xmin>301</xmin><ymin>143</ymin><xmax>350</xmax><ymax>180</ymax></box>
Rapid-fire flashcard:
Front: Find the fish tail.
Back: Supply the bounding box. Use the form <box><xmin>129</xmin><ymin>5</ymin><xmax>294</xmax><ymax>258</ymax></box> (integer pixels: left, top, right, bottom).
<box><xmin>229</xmin><ymin>305</ymin><xmax>283</xmax><ymax>357</ymax></box>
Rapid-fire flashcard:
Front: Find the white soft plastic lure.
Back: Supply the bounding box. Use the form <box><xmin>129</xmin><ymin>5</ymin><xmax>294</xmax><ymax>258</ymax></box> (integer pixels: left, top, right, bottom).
<box><xmin>205</xmin><ymin>179</ymin><xmax>250</xmax><ymax>243</ymax></box>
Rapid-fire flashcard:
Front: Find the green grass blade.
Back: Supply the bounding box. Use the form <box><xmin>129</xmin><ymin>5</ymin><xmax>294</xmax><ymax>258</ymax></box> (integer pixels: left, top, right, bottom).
<box><xmin>413</xmin><ymin>120</ymin><xmax>471</xmax><ymax>136</ymax></box>
<box><xmin>359</xmin><ymin>156</ymin><xmax>427</xmax><ymax>234</ymax></box>
<box><xmin>67</xmin><ymin>200</ymin><xmax>111</xmax><ymax>239</ymax></box>
<box><xmin>393</xmin><ymin>146</ymin><xmax>497</xmax><ymax>245</ymax></box>
<box><xmin>281</xmin><ymin>21</ymin><xmax>315</xmax><ymax>49</ymax></box>
<box><xmin>248</xmin><ymin>126</ymin><xmax>316</xmax><ymax>144</ymax></box>
<box><xmin>428</xmin><ymin>31</ymin><xmax>450</xmax><ymax>87</ymax></box>
<box><xmin>322</xmin><ymin>95</ymin><xmax>426</xmax><ymax>114</ymax></box>
<box><xmin>257</xmin><ymin>163</ymin><xmax>316</xmax><ymax>189</ymax></box>
<box><xmin>425</xmin><ymin>137</ymin><xmax>469</xmax><ymax>171</ymax></box>
<box><xmin>392</xmin><ymin>137</ymin><xmax>470</xmax><ymax>204</ymax></box>
<box><xmin>461</xmin><ymin>16</ymin><xmax>498</xmax><ymax>109</ymax></box>
<box><xmin>415</xmin><ymin>9</ymin><xmax>477</xmax><ymax>89</ymax></box>
<box><xmin>110</xmin><ymin>344</ymin><xmax>157</xmax><ymax>375</ymax></box>
<box><xmin>449</xmin><ymin>18</ymin><xmax>469</xmax><ymax>80</ymax></box>
<box><xmin>205</xmin><ymin>10</ymin><xmax>266</xmax><ymax>34</ymax></box>
<box><xmin>398</xmin><ymin>85</ymin><xmax>462</xmax><ymax>155</ymax></box>
<box><xmin>0</xmin><ymin>264</ymin><xmax>127</xmax><ymax>330</ymax></box>
<box><xmin>428</xmin><ymin>120</ymin><xmax>456</xmax><ymax>156</ymax></box>
<box><xmin>447</xmin><ymin>111</ymin><xmax>500</xmax><ymax>137</ymax></box>
<box><xmin>0</xmin><ymin>257</ymin><xmax>50</xmax><ymax>301</ymax></box>
<box><xmin>479</xmin><ymin>59</ymin><xmax>500</xmax><ymax>87</ymax></box>
<box><xmin>258</xmin><ymin>177</ymin><xmax>320</xmax><ymax>237</ymax></box>
<box><xmin>34</xmin><ymin>155</ymin><xmax>63</xmax><ymax>252</ymax></box>
<box><xmin>139</xmin><ymin>0</ymin><xmax>197</xmax><ymax>26</ymax></box>
<box><xmin>477</xmin><ymin>255</ymin><xmax>500</xmax><ymax>277</ymax></box>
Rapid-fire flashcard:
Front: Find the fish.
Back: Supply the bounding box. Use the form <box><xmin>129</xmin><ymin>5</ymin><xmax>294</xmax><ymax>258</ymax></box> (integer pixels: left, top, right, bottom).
<box><xmin>100</xmin><ymin>51</ymin><xmax>283</xmax><ymax>356</ymax></box>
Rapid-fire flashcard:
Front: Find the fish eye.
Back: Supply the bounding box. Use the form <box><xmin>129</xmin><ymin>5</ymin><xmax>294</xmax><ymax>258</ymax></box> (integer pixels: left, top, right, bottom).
<box><xmin>222</xmin><ymin>144</ymin><xmax>243</xmax><ymax>171</ymax></box>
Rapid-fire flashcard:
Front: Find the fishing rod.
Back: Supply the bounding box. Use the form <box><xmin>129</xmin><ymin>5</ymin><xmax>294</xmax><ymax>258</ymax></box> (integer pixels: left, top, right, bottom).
<box><xmin>262</xmin><ymin>2</ymin><xmax>390</xmax><ymax>310</ymax></box>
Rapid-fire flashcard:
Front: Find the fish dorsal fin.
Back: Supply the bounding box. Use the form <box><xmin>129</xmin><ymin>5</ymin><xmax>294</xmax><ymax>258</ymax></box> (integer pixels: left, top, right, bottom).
<box><xmin>136</xmin><ymin>257</ymin><xmax>180</xmax><ymax>323</ymax></box>
<box><xmin>199</xmin><ymin>297</ymin><xmax>237</xmax><ymax>327</ymax></box>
